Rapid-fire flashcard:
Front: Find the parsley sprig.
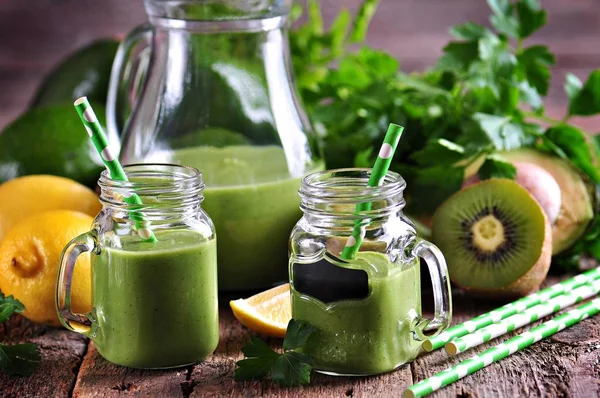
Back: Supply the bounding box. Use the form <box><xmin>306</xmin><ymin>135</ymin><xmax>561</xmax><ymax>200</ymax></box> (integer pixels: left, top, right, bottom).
<box><xmin>0</xmin><ymin>290</ymin><xmax>41</xmax><ymax>376</ymax></box>
<box><xmin>290</xmin><ymin>0</ymin><xmax>600</xmax><ymax>270</ymax></box>
<box><xmin>235</xmin><ymin>319</ymin><xmax>316</xmax><ymax>386</ymax></box>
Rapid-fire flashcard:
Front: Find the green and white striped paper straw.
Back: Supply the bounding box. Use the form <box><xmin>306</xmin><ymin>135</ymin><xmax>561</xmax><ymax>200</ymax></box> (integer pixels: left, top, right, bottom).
<box><xmin>74</xmin><ymin>97</ymin><xmax>157</xmax><ymax>243</ymax></box>
<box><xmin>446</xmin><ymin>278</ymin><xmax>600</xmax><ymax>355</ymax></box>
<box><xmin>340</xmin><ymin>123</ymin><xmax>404</xmax><ymax>260</ymax></box>
<box><xmin>423</xmin><ymin>267</ymin><xmax>600</xmax><ymax>351</ymax></box>
<box><xmin>405</xmin><ymin>297</ymin><xmax>600</xmax><ymax>398</ymax></box>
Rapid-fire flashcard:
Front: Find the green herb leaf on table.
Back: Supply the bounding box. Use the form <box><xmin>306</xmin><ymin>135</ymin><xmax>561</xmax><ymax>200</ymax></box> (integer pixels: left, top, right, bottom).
<box><xmin>0</xmin><ymin>343</ymin><xmax>41</xmax><ymax>377</ymax></box>
<box><xmin>235</xmin><ymin>337</ymin><xmax>279</xmax><ymax>381</ymax></box>
<box><xmin>0</xmin><ymin>290</ymin><xmax>41</xmax><ymax>376</ymax></box>
<box><xmin>235</xmin><ymin>319</ymin><xmax>316</xmax><ymax>386</ymax></box>
<box><xmin>282</xmin><ymin>319</ymin><xmax>317</xmax><ymax>350</ymax></box>
<box><xmin>0</xmin><ymin>291</ymin><xmax>25</xmax><ymax>323</ymax></box>
<box><xmin>271</xmin><ymin>352</ymin><xmax>313</xmax><ymax>387</ymax></box>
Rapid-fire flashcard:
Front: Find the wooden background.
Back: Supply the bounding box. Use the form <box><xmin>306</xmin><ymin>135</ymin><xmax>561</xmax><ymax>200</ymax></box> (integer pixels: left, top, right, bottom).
<box><xmin>1</xmin><ymin>0</ymin><xmax>600</xmax><ymax>130</ymax></box>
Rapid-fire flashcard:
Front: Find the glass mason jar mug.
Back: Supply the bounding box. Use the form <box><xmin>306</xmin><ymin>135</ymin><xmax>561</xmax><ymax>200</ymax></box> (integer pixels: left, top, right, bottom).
<box><xmin>289</xmin><ymin>169</ymin><xmax>452</xmax><ymax>376</ymax></box>
<box><xmin>108</xmin><ymin>0</ymin><xmax>323</xmax><ymax>291</ymax></box>
<box><xmin>56</xmin><ymin>165</ymin><xmax>218</xmax><ymax>369</ymax></box>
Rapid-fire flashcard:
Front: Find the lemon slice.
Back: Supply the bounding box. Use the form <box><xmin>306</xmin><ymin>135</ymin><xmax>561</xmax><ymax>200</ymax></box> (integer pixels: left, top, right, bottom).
<box><xmin>230</xmin><ymin>283</ymin><xmax>291</xmax><ymax>338</ymax></box>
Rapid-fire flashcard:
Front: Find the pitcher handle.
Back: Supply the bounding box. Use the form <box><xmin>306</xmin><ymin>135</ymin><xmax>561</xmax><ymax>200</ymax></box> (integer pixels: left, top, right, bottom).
<box><xmin>107</xmin><ymin>23</ymin><xmax>154</xmax><ymax>139</ymax></box>
<box><xmin>411</xmin><ymin>237</ymin><xmax>452</xmax><ymax>336</ymax></box>
<box><xmin>55</xmin><ymin>231</ymin><xmax>98</xmax><ymax>336</ymax></box>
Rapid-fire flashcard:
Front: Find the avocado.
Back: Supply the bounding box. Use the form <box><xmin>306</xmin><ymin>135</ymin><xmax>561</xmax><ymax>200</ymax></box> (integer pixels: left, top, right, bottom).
<box><xmin>502</xmin><ymin>149</ymin><xmax>595</xmax><ymax>254</ymax></box>
<box><xmin>30</xmin><ymin>39</ymin><xmax>119</xmax><ymax>109</ymax></box>
<box><xmin>0</xmin><ymin>103</ymin><xmax>113</xmax><ymax>188</ymax></box>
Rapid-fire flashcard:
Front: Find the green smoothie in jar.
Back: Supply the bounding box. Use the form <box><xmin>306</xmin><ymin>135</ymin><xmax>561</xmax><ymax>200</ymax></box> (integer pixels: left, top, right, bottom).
<box><xmin>92</xmin><ymin>230</ymin><xmax>218</xmax><ymax>369</ymax></box>
<box><xmin>291</xmin><ymin>252</ymin><xmax>422</xmax><ymax>375</ymax></box>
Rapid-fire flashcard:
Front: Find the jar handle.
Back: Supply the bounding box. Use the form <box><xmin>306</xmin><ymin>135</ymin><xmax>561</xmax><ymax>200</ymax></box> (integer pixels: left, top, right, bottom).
<box><xmin>55</xmin><ymin>231</ymin><xmax>98</xmax><ymax>337</ymax></box>
<box><xmin>107</xmin><ymin>23</ymin><xmax>154</xmax><ymax>139</ymax></box>
<box><xmin>411</xmin><ymin>237</ymin><xmax>452</xmax><ymax>336</ymax></box>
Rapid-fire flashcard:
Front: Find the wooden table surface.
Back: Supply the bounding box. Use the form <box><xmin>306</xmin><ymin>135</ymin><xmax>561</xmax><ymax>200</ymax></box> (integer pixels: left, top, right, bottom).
<box><xmin>1</xmin><ymin>1</ymin><xmax>600</xmax><ymax>397</ymax></box>
<box><xmin>1</xmin><ymin>275</ymin><xmax>599</xmax><ymax>398</ymax></box>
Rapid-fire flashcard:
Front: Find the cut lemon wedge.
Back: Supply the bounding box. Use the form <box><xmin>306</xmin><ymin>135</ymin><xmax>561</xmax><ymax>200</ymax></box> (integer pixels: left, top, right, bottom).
<box><xmin>230</xmin><ymin>283</ymin><xmax>291</xmax><ymax>338</ymax></box>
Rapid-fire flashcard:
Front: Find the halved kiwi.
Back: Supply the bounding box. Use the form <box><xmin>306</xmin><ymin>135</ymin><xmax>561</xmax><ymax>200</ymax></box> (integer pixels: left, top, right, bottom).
<box><xmin>432</xmin><ymin>178</ymin><xmax>552</xmax><ymax>298</ymax></box>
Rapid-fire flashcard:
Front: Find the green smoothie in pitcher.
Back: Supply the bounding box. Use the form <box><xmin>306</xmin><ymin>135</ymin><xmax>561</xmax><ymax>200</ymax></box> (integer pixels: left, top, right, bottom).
<box><xmin>92</xmin><ymin>230</ymin><xmax>218</xmax><ymax>369</ymax></box>
<box><xmin>291</xmin><ymin>252</ymin><xmax>422</xmax><ymax>375</ymax></box>
<box><xmin>170</xmin><ymin>145</ymin><xmax>321</xmax><ymax>291</ymax></box>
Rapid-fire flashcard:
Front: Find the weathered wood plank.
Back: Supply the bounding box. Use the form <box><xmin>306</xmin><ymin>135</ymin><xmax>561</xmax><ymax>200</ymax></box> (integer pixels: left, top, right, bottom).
<box><xmin>0</xmin><ymin>315</ymin><xmax>87</xmax><ymax>398</ymax></box>
<box><xmin>2</xmin><ymin>274</ymin><xmax>600</xmax><ymax>397</ymax></box>
<box><xmin>72</xmin><ymin>308</ymin><xmax>413</xmax><ymax>398</ymax></box>
<box><xmin>70</xmin><ymin>276</ymin><xmax>600</xmax><ymax>398</ymax></box>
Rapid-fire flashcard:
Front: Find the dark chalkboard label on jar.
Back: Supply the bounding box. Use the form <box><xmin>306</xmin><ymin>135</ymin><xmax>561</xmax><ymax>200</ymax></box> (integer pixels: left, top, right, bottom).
<box><xmin>292</xmin><ymin>253</ymin><xmax>369</xmax><ymax>303</ymax></box>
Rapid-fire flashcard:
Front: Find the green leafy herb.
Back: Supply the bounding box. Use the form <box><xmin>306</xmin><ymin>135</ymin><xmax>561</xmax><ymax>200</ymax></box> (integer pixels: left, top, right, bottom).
<box><xmin>0</xmin><ymin>343</ymin><xmax>41</xmax><ymax>377</ymax></box>
<box><xmin>290</xmin><ymin>0</ymin><xmax>600</xmax><ymax>269</ymax></box>
<box><xmin>515</xmin><ymin>0</ymin><xmax>546</xmax><ymax>39</ymax></box>
<box><xmin>235</xmin><ymin>319</ymin><xmax>316</xmax><ymax>386</ymax></box>
<box><xmin>568</xmin><ymin>70</ymin><xmax>600</xmax><ymax>116</ymax></box>
<box><xmin>478</xmin><ymin>154</ymin><xmax>517</xmax><ymax>180</ymax></box>
<box><xmin>0</xmin><ymin>290</ymin><xmax>41</xmax><ymax>377</ymax></box>
<box><xmin>0</xmin><ymin>291</ymin><xmax>25</xmax><ymax>323</ymax></box>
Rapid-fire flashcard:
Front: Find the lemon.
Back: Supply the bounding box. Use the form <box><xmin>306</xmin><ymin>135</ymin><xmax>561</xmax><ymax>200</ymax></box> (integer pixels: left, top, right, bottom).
<box><xmin>0</xmin><ymin>210</ymin><xmax>94</xmax><ymax>325</ymax></box>
<box><xmin>0</xmin><ymin>175</ymin><xmax>101</xmax><ymax>241</ymax></box>
<box><xmin>230</xmin><ymin>283</ymin><xmax>291</xmax><ymax>338</ymax></box>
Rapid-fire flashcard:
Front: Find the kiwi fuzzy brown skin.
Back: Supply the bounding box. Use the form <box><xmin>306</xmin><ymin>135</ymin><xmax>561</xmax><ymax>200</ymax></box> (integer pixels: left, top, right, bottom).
<box><xmin>454</xmin><ymin>210</ymin><xmax>552</xmax><ymax>300</ymax></box>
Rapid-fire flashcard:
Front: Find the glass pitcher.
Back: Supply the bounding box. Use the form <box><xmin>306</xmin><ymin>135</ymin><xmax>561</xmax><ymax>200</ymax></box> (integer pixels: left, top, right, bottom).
<box><xmin>108</xmin><ymin>0</ymin><xmax>323</xmax><ymax>291</ymax></box>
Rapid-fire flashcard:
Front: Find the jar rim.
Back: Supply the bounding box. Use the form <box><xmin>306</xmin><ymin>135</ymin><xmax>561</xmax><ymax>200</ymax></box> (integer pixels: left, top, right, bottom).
<box><xmin>299</xmin><ymin>168</ymin><xmax>406</xmax><ymax>203</ymax></box>
<box><xmin>99</xmin><ymin>163</ymin><xmax>203</xmax><ymax>189</ymax></box>
<box><xmin>98</xmin><ymin>164</ymin><xmax>205</xmax><ymax>215</ymax></box>
<box><xmin>98</xmin><ymin>163</ymin><xmax>205</xmax><ymax>195</ymax></box>
<box><xmin>145</xmin><ymin>0</ymin><xmax>291</xmax><ymax>24</ymax></box>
